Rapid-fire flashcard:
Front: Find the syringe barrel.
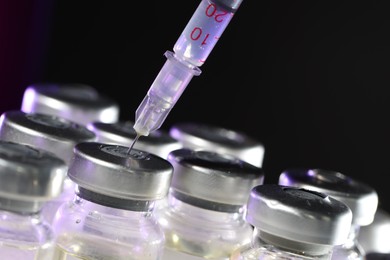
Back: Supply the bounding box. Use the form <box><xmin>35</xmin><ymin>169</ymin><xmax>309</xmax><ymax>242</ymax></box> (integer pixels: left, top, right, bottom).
<box><xmin>134</xmin><ymin>51</ymin><xmax>201</xmax><ymax>136</ymax></box>
<box><xmin>173</xmin><ymin>0</ymin><xmax>244</xmax><ymax>67</ymax></box>
<box><xmin>134</xmin><ymin>0</ymin><xmax>244</xmax><ymax>137</ymax></box>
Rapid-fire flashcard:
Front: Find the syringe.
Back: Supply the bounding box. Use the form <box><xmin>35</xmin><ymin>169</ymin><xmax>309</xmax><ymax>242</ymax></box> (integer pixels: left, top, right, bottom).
<box><xmin>129</xmin><ymin>0</ymin><xmax>245</xmax><ymax>152</ymax></box>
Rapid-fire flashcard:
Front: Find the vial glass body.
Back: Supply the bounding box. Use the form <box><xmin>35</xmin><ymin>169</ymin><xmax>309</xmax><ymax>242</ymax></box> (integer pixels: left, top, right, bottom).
<box><xmin>232</xmin><ymin>228</ymin><xmax>334</xmax><ymax>260</ymax></box>
<box><xmin>156</xmin><ymin>193</ymin><xmax>253</xmax><ymax>259</ymax></box>
<box><xmin>0</xmin><ymin>209</ymin><xmax>54</xmax><ymax>260</ymax></box>
<box><xmin>51</xmin><ymin>195</ymin><xmax>165</xmax><ymax>260</ymax></box>
<box><xmin>42</xmin><ymin>177</ymin><xmax>76</xmax><ymax>225</ymax></box>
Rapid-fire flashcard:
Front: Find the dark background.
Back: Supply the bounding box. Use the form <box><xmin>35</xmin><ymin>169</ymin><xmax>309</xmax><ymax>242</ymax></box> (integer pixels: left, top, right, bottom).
<box><xmin>2</xmin><ymin>1</ymin><xmax>390</xmax><ymax>213</ymax></box>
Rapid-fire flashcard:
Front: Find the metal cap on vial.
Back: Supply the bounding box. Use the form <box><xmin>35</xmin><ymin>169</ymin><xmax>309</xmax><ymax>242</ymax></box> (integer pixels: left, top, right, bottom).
<box><xmin>278</xmin><ymin>168</ymin><xmax>379</xmax><ymax>226</ymax></box>
<box><xmin>0</xmin><ymin>110</ymin><xmax>96</xmax><ymax>164</ymax></box>
<box><xmin>169</xmin><ymin>122</ymin><xmax>265</xmax><ymax>167</ymax></box>
<box><xmin>0</xmin><ymin>140</ymin><xmax>68</xmax><ymax>213</ymax></box>
<box><xmin>20</xmin><ymin>83</ymin><xmax>120</xmax><ymax>125</ymax></box>
<box><xmin>88</xmin><ymin>121</ymin><xmax>182</xmax><ymax>159</ymax></box>
<box><xmin>246</xmin><ymin>184</ymin><xmax>353</xmax><ymax>248</ymax></box>
<box><xmin>68</xmin><ymin>142</ymin><xmax>173</xmax><ymax>210</ymax></box>
<box><xmin>167</xmin><ymin>148</ymin><xmax>265</xmax><ymax>211</ymax></box>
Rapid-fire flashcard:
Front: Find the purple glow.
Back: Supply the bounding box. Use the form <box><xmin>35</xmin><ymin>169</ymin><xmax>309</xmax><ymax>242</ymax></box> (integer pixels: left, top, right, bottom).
<box><xmin>307</xmin><ymin>169</ymin><xmax>316</xmax><ymax>177</ymax></box>
<box><xmin>20</xmin><ymin>87</ymin><xmax>37</xmax><ymax>112</ymax></box>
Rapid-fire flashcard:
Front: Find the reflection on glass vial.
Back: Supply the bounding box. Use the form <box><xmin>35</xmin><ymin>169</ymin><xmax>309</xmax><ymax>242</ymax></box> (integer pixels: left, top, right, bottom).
<box><xmin>234</xmin><ymin>184</ymin><xmax>353</xmax><ymax>260</ymax></box>
<box><xmin>278</xmin><ymin>168</ymin><xmax>379</xmax><ymax>260</ymax></box>
<box><xmin>51</xmin><ymin>142</ymin><xmax>173</xmax><ymax>260</ymax></box>
<box><xmin>0</xmin><ymin>140</ymin><xmax>67</xmax><ymax>259</ymax></box>
<box><xmin>358</xmin><ymin>207</ymin><xmax>390</xmax><ymax>255</ymax></box>
<box><xmin>21</xmin><ymin>83</ymin><xmax>120</xmax><ymax>126</ymax></box>
<box><xmin>0</xmin><ymin>110</ymin><xmax>97</xmax><ymax>225</ymax></box>
<box><xmin>156</xmin><ymin>148</ymin><xmax>265</xmax><ymax>259</ymax></box>
<box><xmin>169</xmin><ymin>122</ymin><xmax>265</xmax><ymax>168</ymax></box>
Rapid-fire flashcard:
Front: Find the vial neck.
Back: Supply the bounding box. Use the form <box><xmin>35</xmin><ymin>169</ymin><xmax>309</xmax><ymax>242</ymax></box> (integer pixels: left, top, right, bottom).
<box><xmin>0</xmin><ymin>208</ymin><xmax>42</xmax><ymax>222</ymax></box>
<box><xmin>336</xmin><ymin>224</ymin><xmax>365</xmax><ymax>254</ymax></box>
<box><xmin>253</xmin><ymin>228</ymin><xmax>334</xmax><ymax>259</ymax></box>
<box><xmin>167</xmin><ymin>191</ymin><xmax>245</xmax><ymax>222</ymax></box>
<box><xmin>0</xmin><ymin>197</ymin><xmax>45</xmax><ymax>215</ymax></box>
<box><xmin>73</xmin><ymin>195</ymin><xmax>155</xmax><ymax>218</ymax></box>
<box><xmin>76</xmin><ymin>186</ymin><xmax>156</xmax><ymax>212</ymax></box>
<box><xmin>346</xmin><ymin>224</ymin><xmax>361</xmax><ymax>244</ymax></box>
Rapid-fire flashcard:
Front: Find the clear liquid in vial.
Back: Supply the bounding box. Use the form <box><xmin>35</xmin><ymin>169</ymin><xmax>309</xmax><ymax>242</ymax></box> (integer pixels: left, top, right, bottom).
<box><xmin>0</xmin><ymin>243</ymin><xmax>54</xmax><ymax>260</ymax></box>
<box><xmin>162</xmin><ymin>229</ymin><xmax>241</xmax><ymax>260</ymax></box>
<box><xmin>52</xmin><ymin>233</ymin><xmax>160</xmax><ymax>260</ymax></box>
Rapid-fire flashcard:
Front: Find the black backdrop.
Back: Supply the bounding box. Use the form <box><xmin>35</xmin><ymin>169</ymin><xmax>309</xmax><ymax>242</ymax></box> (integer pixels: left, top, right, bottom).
<box><xmin>2</xmin><ymin>1</ymin><xmax>390</xmax><ymax>213</ymax></box>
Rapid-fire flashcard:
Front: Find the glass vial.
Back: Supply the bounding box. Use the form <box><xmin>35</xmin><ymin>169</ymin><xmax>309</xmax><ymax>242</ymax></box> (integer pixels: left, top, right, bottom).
<box><xmin>87</xmin><ymin>121</ymin><xmax>182</xmax><ymax>213</ymax></box>
<box><xmin>156</xmin><ymin>148</ymin><xmax>265</xmax><ymax>259</ymax></box>
<box><xmin>20</xmin><ymin>83</ymin><xmax>120</xmax><ymax>125</ymax></box>
<box><xmin>278</xmin><ymin>168</ymin><xmax>379</xmax><ymax>260</ymax></box>
<box><xmin>87</xmin><ymin>120</ymin><xmax>182</xmax><ymax>159</ymax></box>
<box><xmin>0</xmin><ymin>140</ymin><xmax>67</xmax><ymax>260</ymax></box>
<box><xmin>358</xmin><ymin>207</ymin><xmax>390</xmax><ymax>255</ymax></box>
<box><xmin>234</xmin><ymin>184</ymin><xmax>353</xmax><ymax>260</ymax></box>
<box><xmin>169</xmin><ymin>122</ymin><xmax>265</xmax><ymax>167</ymax></box>
<box><xmin>51</xmin><ymin>142</ymin><xmax>173</xmax><ymax>260</ymax></box>
<box><xmin>0</xmin><ymin>110</ymin><xmax>97</xmax><ymax>224</ymax></box>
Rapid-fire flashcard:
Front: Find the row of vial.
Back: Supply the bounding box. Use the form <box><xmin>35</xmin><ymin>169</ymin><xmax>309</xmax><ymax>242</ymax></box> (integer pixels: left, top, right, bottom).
<box><xmin>0</xmin><ymin>83</ymin><xmax>388</xmax><ymax>259</ymax></box>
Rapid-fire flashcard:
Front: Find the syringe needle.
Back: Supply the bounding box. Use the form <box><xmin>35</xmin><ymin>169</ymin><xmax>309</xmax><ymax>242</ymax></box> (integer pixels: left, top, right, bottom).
<box><xmin>127</xmin><ymin>133</ymin><xmax>141</xmax><ymax>155</ymax></box>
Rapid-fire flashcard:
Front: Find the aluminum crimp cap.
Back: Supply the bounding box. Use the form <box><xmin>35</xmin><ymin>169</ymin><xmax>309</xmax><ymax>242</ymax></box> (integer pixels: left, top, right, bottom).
<box><xmin>168</xmin><ymin>148</ymin><xmax>264</xmax><ymax>208</ymax></box>
<box><xmin>278</xmin><ymin>168</ymin><xmax>379</xmax><ymax>226</ymax></box>
<box><xmin>68</xmin><ymin>142</ymin><xmax>173</xmax><ymax>202</ymax></box>
<box><xmin>169</xmin><ymin>122</ymin><xmax>264</xmax><ymax>167</ymax></box>
<box><xmin>0</xmin><ymin>110</ymin><xmax>96</xmax><ymax>164</ymax></box>
<box><xmin>87</xmin><ymin>121</ymin><xmax>182</xmax><ymax>159</ymax></box>
<box><xmin>246</xmin><ymin>184</ymin><xmax>353</xmax><ymax>246</ymax></box>
<box><xmin>0</xmin><ymin>140</ymin><xmax>68</xmax><ymax>212</ymax></box>
<box><xmin>21</xmin><ymin>83</ymin><xmax>120</xmax><ymax>125</ymax></box>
